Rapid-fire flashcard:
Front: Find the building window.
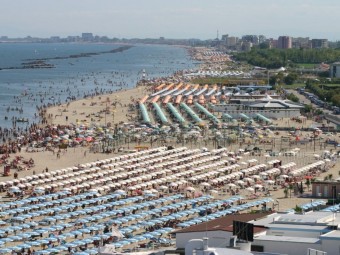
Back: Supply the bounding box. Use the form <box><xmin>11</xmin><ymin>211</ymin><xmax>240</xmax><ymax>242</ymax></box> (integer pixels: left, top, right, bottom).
<box><xmin>316</xmin><ymin>186</ymin><xmax>320</xmax><ymax>196</ymax></box>
<box><xmin>324</xmin><ymin>186</ymin><xmax>328</xmax><ymax>197</ymax></box>
<box><xmin>251</xmin><ymin>245</ymin><xmax>264</xmax><ymax>252</ymax></box>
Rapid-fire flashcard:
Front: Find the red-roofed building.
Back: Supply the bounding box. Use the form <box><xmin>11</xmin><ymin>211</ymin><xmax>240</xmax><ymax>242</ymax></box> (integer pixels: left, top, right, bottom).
<box><xmin>174</xmin><ymin>212</ymin><xmax>271</xmax><ymax>249</ymax></box>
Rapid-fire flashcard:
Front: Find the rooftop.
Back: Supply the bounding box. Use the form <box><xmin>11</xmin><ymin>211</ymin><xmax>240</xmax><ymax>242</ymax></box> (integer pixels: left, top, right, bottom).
<box><xmin>251</xmin><ymin>212</ymin><xmax>335</xmax><ymax>226</ymax></box>
<box><xmin>175</xmin><ymin>212</ymin><xmax>271</xmax><ymax>234</ymax></box>
<box><xmin>320</xmin><ymin>230</ymin><xmax>340</xmax><ymax>239</ymax></box>
<box><xmin>254</xmin><ymin>235</ymin><xmax>320</xmax><ymax>244</ymax></box>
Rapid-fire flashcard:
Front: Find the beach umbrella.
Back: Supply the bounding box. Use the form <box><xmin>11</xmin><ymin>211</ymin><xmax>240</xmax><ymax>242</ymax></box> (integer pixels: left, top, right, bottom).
<box><xmin>34</xmin><ymin>250</ymin><xmax>50</xmax><ymax>255</ymax></box>
<box><xmin>85</xmin><ymin>249</ymin><xmax>98</xmax><ymax>254</ymax></box>
<box><xmin>38</xmin><ymin>239</ymin><xmax>50</xmax><ymax>245</ymax></box>
<box><xmin>185</xmin><ymin>187</ymin><xmax>196</xmax><ymax>192</ymax></box>
<box><xmin>17</xmin><ymin>244</ymin><xmax>32</xmax><ymax>249</ymax></box>
<box><xmin>0</xmin><ymin>248</ymin><xmax>12</xmax><ymax>254</ymax></box>
<box><xmin>246</xmin><ymin>187</ymin><xmax>255</xmax><ymax>192</ymax></box>
<box><xmin>90</xmin><ymin>236</ymin><xmax>101</xmax><ymax>241</ymax></box>
<box><xmin>114</xmin><ymin>190</ymin><xmax>126</xmax><ymax>194</ymax></box>
<box><xmin>45</xmin><ymin>248</ymin><xmax>60</xmax><ymax>253</ymax></box>
<box><xmin>64</xmin><ymin>242</ymin><xmax>78</xmax><ymax>248</ymax></box>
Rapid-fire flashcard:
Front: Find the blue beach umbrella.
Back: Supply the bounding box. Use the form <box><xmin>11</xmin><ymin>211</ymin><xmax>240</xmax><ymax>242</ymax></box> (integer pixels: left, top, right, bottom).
<box><xmin>85</xmin><ymin>249</ymin><xmax>98</xmax><ymax>254</ymax></box>
<box><xmin>141</xmin><ymin>234</ymin><xmax>154</xmax><ymax>239</ymax></box>
<box><xmin>29</xmin><ymin>241</ymin><xmax>41</xmax><ymax>247</ymax></box>
<box><xmin>45</xmin><ymin>248</ymin><xmax>60</xmax><ymax>253</ymax></box>
<box><xmin>38</xmin><ymin>239</ymin><xmax>50</xmax><ymax>245</ymax></box>
<box><xmin>114</xmin><ymin>242</ymin><xmax>123</xmax><ymax>248</ymax></box>
<box><xmin>90</xmin><ymin>236</ymin><xmax>101</xmax><ymax>241</ymax></box>
<box><xmin>82</xmin><ymin>238</ymin><xmax>94</xmax><ymax>244</ymax></box>
<box><xmin>1</xmin><ymin>237</ymin><xmax>15</xmax><ymax>243</ymax></box>
<box><xmin>34</xmin><ymin>250</ymin><xmax>50</xmax><ymax>254</ymax></box>
<box><xmin>17</xmin><ymin>244</ymin><xmax>32</xmax><ymax>249</ymax></box>
<box><xmin>64</xmin><ymin>242</ymin><xmax>78</xmax><ymax>248</ymax></box>
<box><xmin>133</xmin><ymin>236</ymin><xmax>146</xmax><ymax>241</ymax></box>
<box><xmin>0</xmin><ymin>248</ymin><xmax>12</xmax><ymax>254</ymax></box>
<box><xmin>53</xmin><ymin>246</ymin><xmax>68</xmax><ymax>251</ymax></box>
<box><xmin>70</xmin><ymin>230</ymin><xmax>82</xmax><ymax>236</ymax></box>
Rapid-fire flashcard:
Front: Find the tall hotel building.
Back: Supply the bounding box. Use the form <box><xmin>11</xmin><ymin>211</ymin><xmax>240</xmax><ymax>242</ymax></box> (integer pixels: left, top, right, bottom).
<box><xmin>277</xmin><ymin>36</ymin><xmax>292</xmax><ymax>49</ymax></box>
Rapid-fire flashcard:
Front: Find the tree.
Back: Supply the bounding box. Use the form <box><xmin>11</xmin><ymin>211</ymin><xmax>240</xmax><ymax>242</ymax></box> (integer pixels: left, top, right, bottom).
<box><xmin>284</xmin><ymin>73</ymin><xmax>298</xmax><ymax>85</ymax></box>
<box><xmin>284</xmin><ymin>188</ymin><xmax>289</xmax><ymax>198</ymax></box>
<box><xmin>286</xmin><ymin>93</ymin><xmax>300</xmax><ymax>103</ymax></box>
<box><xmin>305</xmin><ymin>179</ymin><xmax>311</xmax><ymax>191</ymax></box>
<box><xmin>328</xmin><ymin>174</ymin><xmax>333</xmax><ymax>180</ymax></box>
<box><xmin>294</xmin><ymin>205</ymin><xmax>303</xmax><ymax>213</ymax></box>
<box><xmin>259</xmin><ymin>42</ymin><xmax>269</xmax><ymax>49</ymax></box>
<box><xmin>289</xmin><ymin>184</ymin><xmax>294</xmax><ymax>198</ymax></box>
<box><xmin>269</xmin><ymin>76</ymin><xmax>277</xmax><ymax>86</ymax></box>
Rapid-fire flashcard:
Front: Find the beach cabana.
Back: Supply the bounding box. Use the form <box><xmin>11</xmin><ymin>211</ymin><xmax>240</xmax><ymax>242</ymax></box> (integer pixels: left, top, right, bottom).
<box><xmin>184</xmin><ymin>84</ymin><xmax>200</xmax><ymax>96</ymax></box>
<box><xmin>194</xmin><ymin>102</ymin><xmax>219</xmax><ymax>124</ymax></box>
<box><xmin>255</xmin><ymin>113</ymin><xmax>272</xmax><ymax>124</ymax></box>
<box><xmin>180</xmin><ymin>102</ymin><xmax>204</xmax><ymax>125</ymax></box>
<box><xmin>222</xmin><ymin>113</ymin><xmax>233</xmax><ymax>122</ymax></box>
<box><xmin>167</xmin><ymin>103</ymin><xmax>186</xmax><ymax>124</ymax></box>
<box><xmin>139</xmin><ymin>103</ymin><xmax>151</xmax><ymax>124</ymax></box>
<box><xmin>239</xmin><ymin>113</ymin><xmax>250</xmax><ymax>121</ymax></box>
<box><xmin>152</xmin><ymin>102</ymin><xmax>168</xmax><ymax>124</ymax></box>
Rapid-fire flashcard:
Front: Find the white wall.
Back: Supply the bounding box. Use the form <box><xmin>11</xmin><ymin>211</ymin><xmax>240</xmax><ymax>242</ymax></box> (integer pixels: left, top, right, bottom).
<box><xmin>176</xmin><ymin>231</ymin><xmax>232</xmax><ymax>249</ymax></box>
<box><xmin>320</xmin><ymin>239</ymin><xmax>340</xmax><ymax>255</ymax></box>
<box><xmin>266</xmin><ymin>229</ymin><xmax>323</xmax><ymax>238</ymax></box>
<box><xmin>252</xmin><ymin>240</ymin><xmax>321</xmax><ymax>255</ymax></box>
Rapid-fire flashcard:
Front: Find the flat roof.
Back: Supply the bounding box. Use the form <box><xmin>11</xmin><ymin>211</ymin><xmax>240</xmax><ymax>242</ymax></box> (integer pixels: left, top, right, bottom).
<box><xmin>251</xmin><ymin>212</ymin><xmax>336</xmax><ymax>226</ymax></box>
<box><xmin>320</xmin><ymin>230</ymin><xmax>340</xmax><ymax>239</ymax></box>
<box><xmin>175</xmin><ymin>212</ymin><xmax>272</xmax><ymax>234</ymax></box>
<box><xmin>254</xmin><ymin>235</ymin><xmax>320</xmax><ymax>243</ymax></box>
<box><xmin>265</xmin><ymin>224</ymin><xmax>330</xmax><ymax>232</ymax></box>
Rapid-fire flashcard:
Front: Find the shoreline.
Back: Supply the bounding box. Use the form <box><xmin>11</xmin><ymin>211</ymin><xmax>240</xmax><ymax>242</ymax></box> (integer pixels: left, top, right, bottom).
<box><xmin>0</xmin><ymin>43</ymin><xmax>197</xmax><ymax>145</ymax></box>
<box><xmin>0</xmin><ymin>46</ymin><xmax>338</xmax><ymax>214</ymax></box>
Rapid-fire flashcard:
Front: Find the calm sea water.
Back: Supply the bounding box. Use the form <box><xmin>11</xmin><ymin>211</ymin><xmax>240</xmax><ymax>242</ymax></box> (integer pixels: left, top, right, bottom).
<box><xmin>0</xmin><ymin>43</ymin><xmax>196</xmax><ymax>129</ymax></box>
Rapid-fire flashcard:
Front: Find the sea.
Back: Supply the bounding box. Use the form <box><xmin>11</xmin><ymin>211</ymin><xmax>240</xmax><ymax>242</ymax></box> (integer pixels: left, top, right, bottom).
<box><xmin>0</xmin><ymin>43</ymin><xmax>197</xmax><ymax>129</ymax></box>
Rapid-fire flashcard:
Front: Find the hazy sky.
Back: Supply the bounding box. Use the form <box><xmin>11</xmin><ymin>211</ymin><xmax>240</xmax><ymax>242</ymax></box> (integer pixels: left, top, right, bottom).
<box><xmin>1</xmin><ymin>0</ymin><xmax>339</xmax><ymax>40</ymax></box>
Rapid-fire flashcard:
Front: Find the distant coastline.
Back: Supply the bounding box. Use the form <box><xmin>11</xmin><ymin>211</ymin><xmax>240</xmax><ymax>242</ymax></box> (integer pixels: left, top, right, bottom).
<box><xmin>0</xmin><ymin>45</ymin><xmax>134</xmax><ymax>71</ymax></box>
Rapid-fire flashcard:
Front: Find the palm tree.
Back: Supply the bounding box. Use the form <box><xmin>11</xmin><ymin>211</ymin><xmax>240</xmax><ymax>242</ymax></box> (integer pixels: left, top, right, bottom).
<box><xmin>328</xmin><ymin>174</ymin><xmax>333</xmax><ymax>180</ymax></box>
<box><xmin>284</xmin><ymin>188</ymin><xmax>289</xmax><ymax>198</ymax></box>
<box><xmin>289</xmin><ymin>184</ymin><xmax>294</xmax><ymax>198</ymax></box>
<box><xmin>305</xmin><ymin>179</ymin><xmax>311</xmax><ymax>191</ymax></box>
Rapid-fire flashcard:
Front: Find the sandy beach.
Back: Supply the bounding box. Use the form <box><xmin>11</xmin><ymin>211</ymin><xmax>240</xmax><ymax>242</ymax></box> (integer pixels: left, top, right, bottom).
<box><xmin>0</xmin><ymin>67</ymin><xmax>339</xmax><ymax>255</ymax></box>
<box><xmin>0</xmin><ymin>79</ymin><xmax>338</xmax><ymax>211</ymax></box>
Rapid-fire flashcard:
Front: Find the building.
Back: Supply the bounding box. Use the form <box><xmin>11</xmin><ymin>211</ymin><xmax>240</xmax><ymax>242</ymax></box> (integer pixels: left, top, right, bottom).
<box><xmin>241</xmin><ymin>41</ymin><xmax>253</xmax><ymax>52</ymax></box>
<box><xmin>277</xmin><ymin>36</ymin><xmax>292</xmax><ymax>49</ymax></box>
<box><xmin>242</xmin><ymin>35</ymin><xmax>259</xmax><ymax>45</ymax></box>
<box><xmin>213</xmin><ymin>95</ymin><xmax>304</xmax><ymax>119</ymax></box>
<box><xmin>175</xmin><ymin>211</ymin><xmax>340</xmax><ymax>255</ymax></box>
<box><xmin>330</xmin><ymin>62</ymin><xmax>340</xmax><ymax>78</ymax></box>
<box><xmin>250</xmin><ymin>211</ymin><xmax>340</xmax><ymax>255</ymax></box>
<box><xmin>292</xmin><ymin>37</ymin><xmax>310</xmax><ymax>48</ymax></box>
<box><xmin>312</xmin><ymin>180</ymin><xmax>340</xmax><ymax>199</ymax></box>
<box><xmin>226</xmin><ymin>37</ymin><xmax>238</xmax><ymax>48</ymax></box>
<box><xmin>81</xmin><ymin>33</ymin><xmax>94</xmax><ymax>42</ymax></box>
<box><xmin>311</xmin><ymin>39</ymin><xmax>328</xmax><ymax>49</ymax></box>
<box><xmin>175</xmin><ymin>212</ymin><xmax>271</xmax><ymax>249</ymax></box>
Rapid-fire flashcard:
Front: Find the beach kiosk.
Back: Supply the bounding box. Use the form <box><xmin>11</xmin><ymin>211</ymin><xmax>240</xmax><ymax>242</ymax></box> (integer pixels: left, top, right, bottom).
<box><xmin>3</xmin><ymin>165</ymin><xmax>10</xmax><ymax>176</ymax></box>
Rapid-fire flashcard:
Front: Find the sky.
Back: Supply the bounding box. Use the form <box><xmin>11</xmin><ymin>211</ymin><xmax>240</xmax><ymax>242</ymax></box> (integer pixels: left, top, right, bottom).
<box><xmin>1</xmin><ymin>0</ymin><xmax>339</xmax><ymax>40</ymax></box>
